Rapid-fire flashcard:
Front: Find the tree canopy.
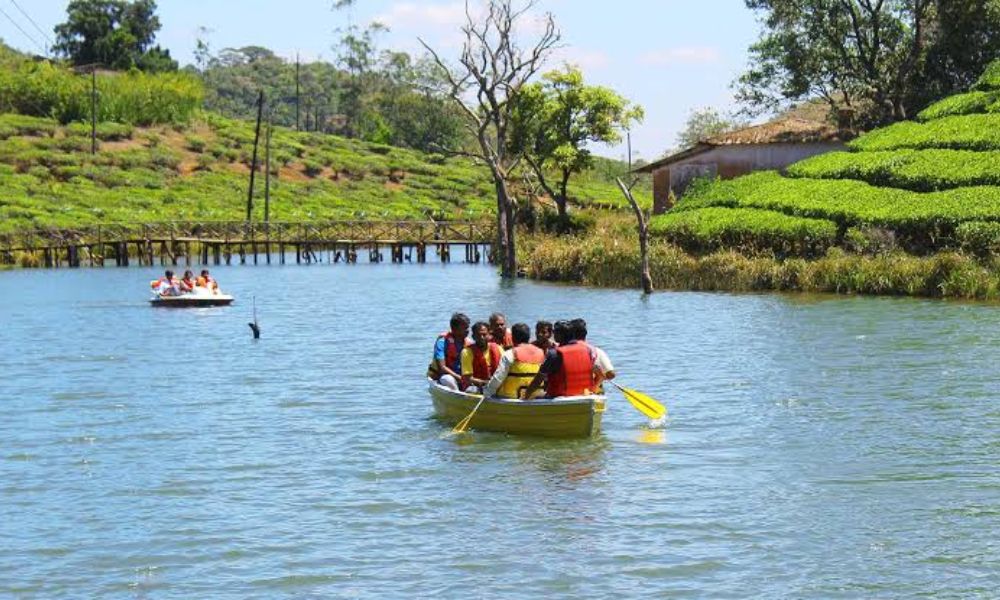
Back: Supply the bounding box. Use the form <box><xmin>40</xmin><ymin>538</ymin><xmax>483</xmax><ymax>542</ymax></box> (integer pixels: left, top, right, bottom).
<box><xmin>512</xmin><ymin>65</ymin><xmax>643</xmax><ymax>218</ymax></box>
<box><xmin>53</xmin><ymin>0</ymin><xmax>177</xmax><ymax>71</ymax></box>
<box><xmin>737</xmin><ymin>0</ymin><xmax>1000</xmax><ymax>127</ymax></box>
<box><xmin>675</xmin><ymin>107</ymin><xmax>743</xmax><ymax>150</ymax></box>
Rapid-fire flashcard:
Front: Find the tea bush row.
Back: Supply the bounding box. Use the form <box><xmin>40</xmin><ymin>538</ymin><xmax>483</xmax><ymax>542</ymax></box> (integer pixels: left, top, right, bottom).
<box><xmin>788</xmin><ymin>149</ymin><xmax>1000</xmax><ymax>191</ymax></box>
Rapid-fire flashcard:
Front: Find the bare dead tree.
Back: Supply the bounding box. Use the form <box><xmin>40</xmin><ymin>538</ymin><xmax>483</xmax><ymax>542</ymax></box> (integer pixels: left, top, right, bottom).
<box><xmin>616</xmin><ymin>131</ymin><xmax>653</xmax><ymax>294</ymax></box>
<box><xmin>420</xmin><ymin>0</ymin><xmax>560</xmax><ymax>278</ymax></box>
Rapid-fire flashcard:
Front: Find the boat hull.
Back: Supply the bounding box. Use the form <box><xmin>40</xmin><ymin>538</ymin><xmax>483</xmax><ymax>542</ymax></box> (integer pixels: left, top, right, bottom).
<box><xmin>428</xmin><ymin>379</ymin><xmax>605</xmax><ymax>438</ymax></box>
<box><xmin>149</xmin><ymin>294</ymin><xmax>234</xmax><ymax>307</ymax></box>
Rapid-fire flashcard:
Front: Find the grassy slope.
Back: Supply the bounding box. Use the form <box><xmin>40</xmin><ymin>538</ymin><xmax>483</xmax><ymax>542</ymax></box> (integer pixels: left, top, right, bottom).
<box><xmin>651</xmin><ymin>60</ymin><xmax>1000</xmax><ymax>257</ymax></box>
<box><xmin>0</xmin><ymin>112</ymin><xmax>648</xmax><ymax>234</ymax></box>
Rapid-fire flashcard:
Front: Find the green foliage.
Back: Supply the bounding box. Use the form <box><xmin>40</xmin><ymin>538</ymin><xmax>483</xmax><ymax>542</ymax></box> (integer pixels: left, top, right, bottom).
<box><xmin>53</xmin><ymin>0</ymin><xmax>177</xmax><ymax>72</ymax></box>
<box><xmin>956</xmin><ymin>221</ymin><xmax>1000</xmax><ymax>257</ymax></box>
<box><xmin>788</xmin><ymin>149</ymin><xmax>1000</xmax><ymax>191</ymax></box>
<box><xmin>651</xmin><ymin>206</ymin><xmax>837</xmax><ymax>257</ymax></box>
<box><xmin>973</xmin><ymin>58</ymin><xmax>1000</xmax><ymax>91</ymax></box>
<box><xmin>675</xmin><ymin>107</ymin><xmax>744</xmax><ymax>148</ymax></box>
<box><xmin>67</xmin><ymin>121</ymin><xmax>134</xmax><ymax>140</ymax></box>
<box><xmin>537</xmin><ymin>209</ymin><xmax>596</xmax><ymax>235</ymax></box>
<box><xmin>0</xmin><ymin>114</ymin><xmax>58</xmax><ymax>137</ymax></box>
<box><xmin>849</xmin><ymin>114</ymin><xmax>1000</xmax><ymax>152</ymax></box>
<box><xmin>184</xmin><ymin>135</ymin><xmax>207</xmax><ymax>152</ymax></box>
<box><xmin>0</xmin><ymin>61</ymin><xmax>202</xmax><ymax>125</ymax></box>
<box><xmin>916</xmin><ymin>91</ymin><xmax>1000</xmax><ymax>121</ymax></box>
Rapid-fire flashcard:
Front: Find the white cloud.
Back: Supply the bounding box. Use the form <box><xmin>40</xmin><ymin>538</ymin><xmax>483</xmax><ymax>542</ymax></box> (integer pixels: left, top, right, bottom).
<box><xmin>375</xmin><ymin>2</ymin><xmax>467</xmax><ymax>30</ymax></box>
<box><xmin>639</xmin><ymin>46</ymin><xmax>721</xmax><ymax>66</ymax></box>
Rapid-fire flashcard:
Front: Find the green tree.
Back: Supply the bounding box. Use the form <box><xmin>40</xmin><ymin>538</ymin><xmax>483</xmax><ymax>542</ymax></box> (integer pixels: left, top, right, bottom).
<box><xmin>737</xmin><ymin>0</ymin><xmax>1000</xmax><ymax>127</ymax></box>
<box><xmin>512</xmin><ymin>65</ymin><xmax>643</xmax><ymax>218</ymax></box>
<box><xmin>675</xmin><ymin>107</ymin><xmax>742</xmax><ymax>149</ymax></box>
<box><xmin>52</xmin><ymin>0</ymin><xmax>177</xmax><ymax>71</ymax></box>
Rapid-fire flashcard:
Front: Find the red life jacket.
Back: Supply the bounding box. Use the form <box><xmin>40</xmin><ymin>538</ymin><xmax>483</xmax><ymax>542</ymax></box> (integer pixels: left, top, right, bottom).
<box><xmin>470</xmin><ymin>342</ymin><xmax>502</xmax><ymax>380</ymax></box>
<box><xmin>547</xmin><ymin>342</ymin><xmax>595</xmax><ymax>397</ymax></box>
<box><xmin>428</xmin><ymin>331</ymin><xmax>467</xmax><ymax>377</ymax></box>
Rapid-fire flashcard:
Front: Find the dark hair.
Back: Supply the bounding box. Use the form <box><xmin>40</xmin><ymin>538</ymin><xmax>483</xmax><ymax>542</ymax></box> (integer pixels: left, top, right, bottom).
<box><xmin>471</xmin><ymin>321</ymin><xmax>490</xmax><ymax>335</ymax></box>
<box><xmin>511</xmin><ymin>322</ymin><xmax>530</xmax><ymax>345</ymax></box>
<box><xmin>570</xmin><ymin>318</ymin><xmax>588</xmax><ymax>341</ymax></box>
<box><xmin>489</xmin><ymin>312</ymin><xmax>506</xmax><ymax>326</ymax></box>
<box><xmin>165</xmin><ymin>270</ymin><xmax>174</xmax><ymax>278</ymax></box>
<box><xmin>535</xmin><ymin>320</ymin><xmax>552</xmax><ymax>333</ymax></box>
<box><xmin>553</xmin><ymin>320</ymin><xmax>572</xmax><ymax>345</ymax></box>
<box><xmin>200</xmin><ymin>269</ymin><xmax>210</xmax><ymax>276</ymax></box>
<box><xmin>450</xmin><ymin>312</ymin><xmax>470</xmax><ymax>329</ymax></box>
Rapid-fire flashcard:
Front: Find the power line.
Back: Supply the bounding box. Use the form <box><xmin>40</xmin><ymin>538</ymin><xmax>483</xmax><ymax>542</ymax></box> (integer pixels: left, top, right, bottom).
<box><xmin>0</xmin><ymin>4</ymin><xmax>45</xmax><ymax>55</ymax></box>
<box><xmin>8</xmin><ymin>0</ymin><xmax>53</xmax><ymax>49</ymax></box>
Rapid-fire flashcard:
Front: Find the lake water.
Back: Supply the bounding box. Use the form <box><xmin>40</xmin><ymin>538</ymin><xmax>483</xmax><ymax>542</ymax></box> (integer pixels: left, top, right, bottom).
<box><xmin>1</xmin><ymin>263</ymin><xmax>998</xmax><ymax>598</ymax></box>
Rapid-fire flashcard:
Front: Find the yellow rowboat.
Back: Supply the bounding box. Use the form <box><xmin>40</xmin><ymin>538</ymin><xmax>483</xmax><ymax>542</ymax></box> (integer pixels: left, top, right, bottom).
<box><xmin>428</xmin><ymin>379</ymin><xmax>606</xmax><ymax>438</ymax></box>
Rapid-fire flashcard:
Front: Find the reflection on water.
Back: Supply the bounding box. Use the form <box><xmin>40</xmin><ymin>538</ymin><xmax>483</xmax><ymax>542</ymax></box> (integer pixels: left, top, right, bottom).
<box><xmin>0</xmin><ymin>265</ymin><xmax>998</xmax><ymax>598</ymax></box>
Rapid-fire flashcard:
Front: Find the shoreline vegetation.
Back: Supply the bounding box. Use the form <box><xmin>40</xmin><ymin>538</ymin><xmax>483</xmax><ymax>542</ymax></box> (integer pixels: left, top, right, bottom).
<box><xmin>521</xmin><ymin>215</ymin><xmax>1000</xmax><ymax>300</ymax></box>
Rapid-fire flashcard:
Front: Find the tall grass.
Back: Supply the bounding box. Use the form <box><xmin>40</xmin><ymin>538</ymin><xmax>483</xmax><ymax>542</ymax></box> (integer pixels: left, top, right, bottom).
<box><xmin>0</xmin><ymin>61</ymin><xmax>202</xmax><ymax>125</ymax></box>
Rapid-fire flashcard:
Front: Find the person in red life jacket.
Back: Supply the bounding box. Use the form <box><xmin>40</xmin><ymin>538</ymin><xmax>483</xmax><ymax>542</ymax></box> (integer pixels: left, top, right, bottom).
<box><xmin>488</xmin><ymin>312</ymin><xmax>514</xmax><ymax>350</ymax></box>
<box><xmin>427</xmin><ymin>312</ymin><xmax>471</xmax><ymax>390</ymax></box>
<box><xmin>532</xmin><ymin>320</ymin><xmax>557</xmax><ymax>352</ymax></box>
<box><xmin>461</xmin><ymin>321</ymin><xmax>502</xmax><ymax>392</ymax></box>
<box><xmin>570</xmin><ymin>318</ymin><xmax>614</xmax><ymax>392</ymax></box>
<box><xmin>151</xmin><ymin>270</ymin><xmax>181</xmax><ymax>296</ymax></box>
<box><xmin>483</xmin><ymin>322</ymin><xmax>546</xmax><ymax>399</ymax></box>
<box><xmin>179</xmin><ymin>270</ymin><xmax>197</xmax><ymax>293</ymax></box>
<box><xmin>522</xmin><ymin>320</ymin><xmax>596</xmax><ymax>399</ymax></box>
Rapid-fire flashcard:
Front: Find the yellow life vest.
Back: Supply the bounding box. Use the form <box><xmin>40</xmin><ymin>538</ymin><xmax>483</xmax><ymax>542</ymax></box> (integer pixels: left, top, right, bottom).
<box><xmin>496</xmin><ymin>344</ymin><xmax>545</xmax><ymax>399</ymax></box>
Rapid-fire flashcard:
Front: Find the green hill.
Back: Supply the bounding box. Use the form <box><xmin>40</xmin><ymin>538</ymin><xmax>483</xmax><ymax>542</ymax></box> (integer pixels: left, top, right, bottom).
<box><xmin>651</xmin><ymin>60</ymin><xmax>1000</xmax><ymax>260</ymax></box>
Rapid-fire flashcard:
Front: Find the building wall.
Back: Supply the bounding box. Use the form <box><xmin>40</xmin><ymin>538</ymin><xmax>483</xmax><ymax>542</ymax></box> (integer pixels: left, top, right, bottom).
<box><xmin>651</xmin><ymin>142</ymin><xmax>846</xmax><ymax>214</ymax></box>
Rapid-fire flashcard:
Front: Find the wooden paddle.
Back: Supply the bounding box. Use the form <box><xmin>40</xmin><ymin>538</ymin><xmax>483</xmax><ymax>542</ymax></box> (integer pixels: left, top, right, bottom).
<box><xmin>451</xmin><ymin>393</ymin><xmax>486</xmax><ymax>434</ymax></box>
<box><xmin>610</xmin><ymin>382</ymin><xmax>667</xmax><ymax>420</ymax></box>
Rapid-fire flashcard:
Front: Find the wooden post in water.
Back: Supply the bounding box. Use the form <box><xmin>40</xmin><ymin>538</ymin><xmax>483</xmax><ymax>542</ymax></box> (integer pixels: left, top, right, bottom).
<box><xmin>247</xmin><ymin>91</ymin><xmax>264</xmax><ymax>222</ymax></box>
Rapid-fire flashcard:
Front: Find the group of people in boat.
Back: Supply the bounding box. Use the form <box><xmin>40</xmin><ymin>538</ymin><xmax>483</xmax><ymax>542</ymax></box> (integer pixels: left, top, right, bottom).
<box><xmin>151</xmin><ymin>269</ymin><xmax>221</xmax><ymax>297</ymax></box>
<box><xmin>428</xmin><ymin>312</ymin><xmax>615</xmax><ymax>399</ymax></box>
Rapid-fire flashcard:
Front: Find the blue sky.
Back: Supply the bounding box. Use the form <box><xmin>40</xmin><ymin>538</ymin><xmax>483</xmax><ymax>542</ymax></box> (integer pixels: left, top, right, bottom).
<box><xmin>0</xmin><ymin>1</ymin><xmax>762</xmax><ymax>160</ymax></box>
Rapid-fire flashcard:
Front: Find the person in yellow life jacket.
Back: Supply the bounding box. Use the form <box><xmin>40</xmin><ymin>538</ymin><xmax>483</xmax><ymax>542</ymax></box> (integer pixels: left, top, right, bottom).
<box><xmin>461</xmin><ymin>321</ymin><xmax>502</xmax><ymax>392</ymax></box>
<box><xmin>196</xmin><ymin>269</ymin><xmax>219</xmax><ymax>294</ymax></box>
<box><xmin>483</xmin><ymin>323</ymin><xmax>546</xmax><ymax>399</ymax></box>
<box><xmin>488</xmin><ymin>312</ymin><xmax>514</xmax><ymax>350</ymax></box>
<box><xmin>151</xmin><ymin>270</ymin><xmax>181</xmax><ymax>296</ymax></box>
<box><xmin>427</xmin><ymin>312</ymin><xmax>471</xmax><ymax>390</ymax></box>
<box><xmin>522</xmin><ymin>320</ymin><xmax>596</xmax><ymax>399</ymax></box>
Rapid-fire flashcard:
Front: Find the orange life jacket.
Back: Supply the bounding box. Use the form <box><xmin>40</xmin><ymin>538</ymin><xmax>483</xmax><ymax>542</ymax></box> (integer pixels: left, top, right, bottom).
<box><xmin>546</xmin><ymin>342</ymin><xmax>595</xmax><ymax>397</ymax></box>
<box><xmin>470</xmin><ymin>342</ymin><xmax>502</xmax><ymax>381</ymax></box>
<box><xmin>497</xmin><ymin>329</ymin><xmax>514</xmax><ymax>350</ymax></box>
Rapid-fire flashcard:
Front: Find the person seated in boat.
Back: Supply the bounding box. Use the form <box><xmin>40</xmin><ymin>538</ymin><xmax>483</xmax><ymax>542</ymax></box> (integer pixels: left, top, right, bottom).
<box><xmin>570</xmin><ymin>318</ymin><xmax>614</xmax><ymax>392</ymax></box>
<box><xmin>427</xmin><ymin>312</ymin><xmax>471</xmax><ymax>391</ymax></box>
<box><xmin>532</xmin><ymin>320</ymin><xmax>557</xmax><ymax>352</ymax></box>
<box><xmin>151</xmin><ymin>270</ymin><xmax>182</xmax><ymax>296</ymax></box>
<box><xmin>196</xmin><ymin>269</ymin><xmax>219</xmax><ymax>294</ymax></box>
<box><xmin>483</xmin><ymin>322</ymin><xmax>546</xmax><ymax>399</ymax></box>
<box><xmin>522</xmin><ymin>320</ymin><xmax>596</xmax><ymax>399</ymax></box>
<box><xmin>179</xmin><ymin>270</ymin><xmax>197</xmax><ymax>293</ymax></box>
<box><xmin>461</xmin><ymin>321</ymin><xmax>502</xmax><ymax>392</ymax></box>
<box><xmin>488</xmin><ymin>312</ymin><xmax>513</xmax><ymax>349</ymax></box>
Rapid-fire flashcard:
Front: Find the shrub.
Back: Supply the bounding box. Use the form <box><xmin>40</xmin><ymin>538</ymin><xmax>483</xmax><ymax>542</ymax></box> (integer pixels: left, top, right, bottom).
<box><xmin>956</xmin><ymin>221</ymin><xmax>1000</xmax><ymax>257</ymax></box>
<box><xmin>538</xmin><ymin>209</ymin><xmax>596</xmax><ymax>234</ymax></box>
<box><xmin>65</xmin><ymin>122</ymin><xmax>134</xmax><ymax>141</ymax></box>
<box><xmin>917</xmin><ymin>91</ymin><xmax>999</xmax><ymax>121</ymax></box>
<box><xmin>56</xmin><ymin>136</ymin><xmax>93</xmax><ymax>152</ymax></box>
<box><xmin>185</xmin><ymin>135</ymin><xmax>207</xmax><ymax>152</ymax></box>
<box><xmin>973</xmin><ymin>58</ymin><xmax>1000</xmax><ymax>91</ymax></box>
<box><xmin>850</xmin><ymin>114</ymin><xmax>1000</xmax><ymax>152</ymax></box>
<box><xmin>195</xmin><ymin>154</ymin><xmax>213</xmax><ymax>171</ymax></box>
<box><xmin>788</xmin><ymin>149</ymin><xmax>1000</xmax><ymax>191</ymax></box>
<box><xmin>302</xmin><ymin>160</ymin><xmax>323</xmax><ymax>177</ymax></box>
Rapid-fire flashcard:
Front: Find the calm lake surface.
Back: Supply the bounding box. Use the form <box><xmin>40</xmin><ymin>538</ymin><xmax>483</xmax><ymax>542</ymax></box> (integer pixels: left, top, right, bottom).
<box><xmin>1</xmin><ymin>262</ymin><xmax>998</xmax><ymax>598</ymax></box>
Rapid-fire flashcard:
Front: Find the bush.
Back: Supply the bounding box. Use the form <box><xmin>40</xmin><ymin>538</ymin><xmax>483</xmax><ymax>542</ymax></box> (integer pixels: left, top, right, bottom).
<box><xmin>538</xmin><ymin>209</ymin><xmax>596</xmax><ymax>234</ymax></box>
<box><xmin>788</xmin><ymin>149</ymin><xmax>1000</xmax><ymax>192</ymax></box>
<box><xmin>917</xmin><ymin>91</ymin><xmax>999</xmax><ymax>121</ymax></box>
<box><xmin>302</xmin><ymin>160</ymin><xmax>323</xmax><ymax>177</ymax></box>
<box><xmin>65</xmin><ymin>122</ymin><xmax>134</xmax><ymax>141</ymax></box>
<box><xmin>956</xmin><ymin>221</ymin><xmax>1000</xmax><ymax>257</ymax></box>
<box><xmin>850</xmin><ymin>114</ymin><xmax>1000</xmax><ymax>152</ymax></box>
<box><xmin>185</xmin><ymin>135</ymin><xmax>207</xmax><ymax>152</ymax></box>
<box><xmin>973</xmin><ymin>58</ymin><xmax>1000</xmax><ymax>91</ymax></box>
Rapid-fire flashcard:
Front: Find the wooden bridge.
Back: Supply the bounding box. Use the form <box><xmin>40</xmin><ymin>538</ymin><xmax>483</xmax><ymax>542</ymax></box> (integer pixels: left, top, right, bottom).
<box><xmin>0</xmin><ymin>220</ymin><xmax>496</xmax><ymax>268</ymax></box>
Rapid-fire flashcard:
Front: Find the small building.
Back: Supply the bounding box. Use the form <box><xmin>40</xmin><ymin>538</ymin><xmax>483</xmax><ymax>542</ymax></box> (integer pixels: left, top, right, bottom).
<box><xmin>636</xmin><ymin>117</ymin><xmax>851</xmax><ymax>214</ymax></box>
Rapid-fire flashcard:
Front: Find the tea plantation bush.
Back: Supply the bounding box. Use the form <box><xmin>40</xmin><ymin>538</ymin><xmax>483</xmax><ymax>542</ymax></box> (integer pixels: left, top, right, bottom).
<box><xmin>850</xmin><ymin>114</ymin><xmax>1000</xmax><ymax>152</ymax></box>
<box><xmin>788</xmin><ymin>149</ymin><xmax>1000</xmax><ymax>191</ymax></box>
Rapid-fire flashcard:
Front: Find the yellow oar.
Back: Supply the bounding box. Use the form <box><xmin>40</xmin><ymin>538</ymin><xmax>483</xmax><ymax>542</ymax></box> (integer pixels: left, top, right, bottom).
<box><xmin>611</xmin><ymin>382</ymin><xmax>667</xmax><ymax>420</ymax></box>
<box><xmin>451</xmin><ymin>393</ymin><xmax>486</xmax><ymax>435</ymax></box>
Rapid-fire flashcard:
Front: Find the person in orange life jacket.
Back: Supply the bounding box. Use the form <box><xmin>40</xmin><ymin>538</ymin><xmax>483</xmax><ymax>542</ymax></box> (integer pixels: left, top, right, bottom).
<box><xmin>196</xmin><ymin>269</ymin><xmax>219</xmax><ymax>294</ymax></box>
<box><xmin>179</xmin><ymin>270</ymin><xmax>196</xmax><ymax>293</ymax></box>
<box><xmin>429</xmin><ymin>312</ymin><xmax>471</xmax><ymax>391</ymax></box>
<box><xmin>151</xmin><ymin>270</ymin><xmax>182</xmax><ymax>296</ymax></box>
<box><xmin>483</xmin><ymin>322</ymin><xmax>546</xmax><ymax>399</ymax></box>
<box><xmin>570</xmin><ymin>317</ymin><xmax>615</xmax><ymax>391</ymax></box>
<box><xmin>461</xmin><ymin>321</ymin><xmax>502</xmax><ymax>392</ymax></box>
<box><xmin>488</xmin><ymin>312</ymin><xmax>514</xmax><ymax>350</ymax></box>
<box><xmin>532</xmin><ymin>320</ymin><xmax>557</xmax><ymax>352</ymax></box>
<box><xmin>522</xmin><ymin>320</ymin><xmax>596</xmax><ymax>399</ymax></box>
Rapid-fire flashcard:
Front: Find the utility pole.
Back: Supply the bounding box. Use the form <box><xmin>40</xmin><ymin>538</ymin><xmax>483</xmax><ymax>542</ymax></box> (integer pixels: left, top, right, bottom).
<box><xmin>247</xmin><ymin>90</ymin><xmax>264</xmax><ymax>222</ymax></box>
<box><xmin>295</xmin><ymin>53</ymin><xmax>300</xmax><ymax>131</ymax></box>
<box><xmin>90</xmin><ymin>67</ymin><xmax>97</xmax><ymax>155</ymax></box>
<box><xmin>264</xmin><ymin>109</ymin><xmax>273</xmax><ymax>223</ymax></box>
